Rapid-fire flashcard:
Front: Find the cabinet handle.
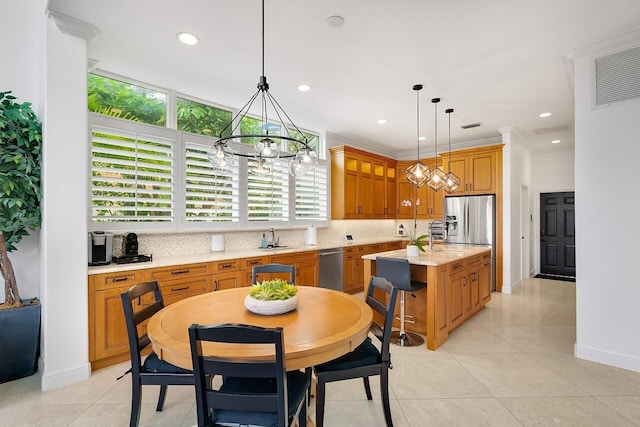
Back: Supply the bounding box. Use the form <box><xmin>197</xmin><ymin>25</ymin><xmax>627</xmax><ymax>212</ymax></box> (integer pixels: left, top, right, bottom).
<box><xmin>463</xmin><ymin>277</ymin><xmax>468</xmax><ymax>286</ymax></box>
<box><xmin>247</xmin><ymin>260</ymin><xmax>260</xmax><ymax>266</ymax></box>
<box><xmin>220</xmin><ymin>263</ymin><xmax>234</xmax><ymax>269</ymax></box>
<box><xmin>171</xmin><ymin>269</ymin><xmax>190</xmax><ymax>275</ymax></box>
<box><xmin>214</xmin><ymin>280</ymin><xmax>219</xmax><ymax>291</ymax></box>
<box><xmin>111</xmin><ymin>276</ymin><xmax>129</xmax><ymax>283</ymax></box>
<box><xmin>296</xmin><ymin>268</ymin><xmax>300</xmax><ymax>277</ymax></box>
<box><xmin>171</xmin><ymin>286</ymin><xmax>189</xmax><ymax>292</ymax></box>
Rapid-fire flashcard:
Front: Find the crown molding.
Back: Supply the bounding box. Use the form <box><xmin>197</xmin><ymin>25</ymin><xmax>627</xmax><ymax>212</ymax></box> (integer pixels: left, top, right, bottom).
<box><xmin>47</xmin><ymin>10</ymin><xmax>100</xmax><ymax>41</ymax></box>
<box><xmin>564</xmin><ymin>27</ymin><xmax>640</xmax><ymax>61</ymax></box>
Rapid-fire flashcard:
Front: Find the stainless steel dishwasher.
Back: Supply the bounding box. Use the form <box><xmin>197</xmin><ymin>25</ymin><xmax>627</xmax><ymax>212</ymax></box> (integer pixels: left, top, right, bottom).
<box><xmin>318</xmin><ymin>247</ymin><xmax>344</xmax><ymax>291</ymax></box>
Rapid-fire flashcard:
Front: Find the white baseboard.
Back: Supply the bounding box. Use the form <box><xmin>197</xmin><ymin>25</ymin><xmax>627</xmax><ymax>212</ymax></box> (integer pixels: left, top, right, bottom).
<box><xmin>41</xmin><ymin>362</ymin><xmax>92</xmax><ymax>391</ymax></box>
<box><xmin>575</xmin><ymin>343</ymin><xmax>640</xmax><ymax>373</ymax></box>
<box><xmin>501</xmin><ymin>279</ymin><xmax>522</xmax><ymax>295</ymax></box>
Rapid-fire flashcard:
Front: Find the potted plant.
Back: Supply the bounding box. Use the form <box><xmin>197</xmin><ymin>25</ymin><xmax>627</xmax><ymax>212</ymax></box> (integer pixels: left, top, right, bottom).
<box><xmin>0</xmin><ymin>91</ymin><xmax>43</xmax><ymax>383</ymax></box>
<box><xmin>244</xmin><ymin>279</ymin><xmax>298</xmax><ymax>315</ymax></box>
<box><xmin>401</xmin><ymin>198</ymin><xmax>428</xmax><ymax>256</ymax></box>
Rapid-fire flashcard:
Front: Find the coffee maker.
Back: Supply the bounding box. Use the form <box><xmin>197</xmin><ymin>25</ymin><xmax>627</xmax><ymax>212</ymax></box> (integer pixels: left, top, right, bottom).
<box><xmin>122</xmin><ymin>232</ymin><xmax>139</xmax><ymax>256</ymax></box>
<box><xmin>88</xmin><ymin>231</ymin><xmax>113</xmax><ymax>266</ymax></box>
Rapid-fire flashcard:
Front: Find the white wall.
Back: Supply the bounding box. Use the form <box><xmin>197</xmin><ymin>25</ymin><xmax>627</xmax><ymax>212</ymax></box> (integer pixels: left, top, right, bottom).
<box><xmin>500</xmin><ymin>129</ymin><xmax>534</xmax><ymax>294</ymax></box>
<box><xmin>532</xmin><ymin>149</ymin><xmax>575</xmax><ymax>274</ymax></box>
<box><xmin>571</xmin><ymin>33</ymin><xmax>640</xmax><ymax>372</ymax></box>
<box><xmin>0</xmin><ymin>0</ymin><xmax>43</xmax><ymax>303</ymax></box>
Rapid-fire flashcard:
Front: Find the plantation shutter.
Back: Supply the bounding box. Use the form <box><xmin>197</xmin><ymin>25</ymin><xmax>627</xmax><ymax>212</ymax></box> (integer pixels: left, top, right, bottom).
<box><xmin>246</xmin><ymin>158</ymin><xmax>289</xmax><ymax>223</ymax></box>
<box><xmin>184</xmin><ymin>136</ymin><xmax>240</xmax><ymax>223</ymax></box>
<box><xmin>294</xmin><ymin>161</ymin><xmax>328</xmax><ymax>221</ymax></box>
<box><xmin>91</xmin><ymin>121</ymin><xmax>175</xmax><ymax>224</ymax></box>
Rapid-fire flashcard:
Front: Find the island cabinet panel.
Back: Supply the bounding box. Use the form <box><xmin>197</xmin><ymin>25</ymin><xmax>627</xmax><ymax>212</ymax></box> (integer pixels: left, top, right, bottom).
<box><xmin>269</xmin><ymin>251</ymin><xmax>319</xmax><ymax>287</ymax></box>
<box><xmin>330</xmin><ymin>146</ymin><xmax>396</xmax><ymax>219</ymax></box>
<box><xmin>479</xmin><ymin>254</ymin><xmax>492</xmax><ymax>304</ymax></box>
<box><xmin>448</xmin><ymin>264</ymin><xmax>466</xmax><ymax>331</ymax></box>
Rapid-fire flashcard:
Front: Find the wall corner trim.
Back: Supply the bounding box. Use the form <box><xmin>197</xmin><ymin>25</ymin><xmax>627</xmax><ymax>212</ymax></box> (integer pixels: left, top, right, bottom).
<box><xmin>47</xmin><ymin>10</ymin><xmax>100</xmax><ymax>41</ymax></box>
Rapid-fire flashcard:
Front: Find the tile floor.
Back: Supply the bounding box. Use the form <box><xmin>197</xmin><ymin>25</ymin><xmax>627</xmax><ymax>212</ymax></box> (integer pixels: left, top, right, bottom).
<box><xmin>2</xmin><ymin>277</ymin><xmax>640</xmax><ymax>426</ymax></box>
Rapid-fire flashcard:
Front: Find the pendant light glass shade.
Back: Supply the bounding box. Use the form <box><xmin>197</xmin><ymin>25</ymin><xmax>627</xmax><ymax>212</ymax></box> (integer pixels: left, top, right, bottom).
<box><xmin>443</xmin><ymin>108</ymin><xmax>460</xmax><ymax>194</ymax></box>
<box><xmin>405</xmin><ymin>84</ymin><xmax>430</xmax><ymax>188</ymax></box>
<box><xmin>426</xmin><ymin>97</ymin><xmax>446</xmax><ymax>191</ymax></box>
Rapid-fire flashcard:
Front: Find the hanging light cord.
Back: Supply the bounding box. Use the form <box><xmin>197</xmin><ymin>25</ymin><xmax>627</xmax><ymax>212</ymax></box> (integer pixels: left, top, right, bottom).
<box><xmin>432</xmin><ymin>98</ymin><xmax>440</xmax><ymax>164</ymax></box>
<box><xmin>447</xmin><ymin>108</ymin><xmax>453</xmax><ymax>172</ymax></box>
<box><xmin>416</xmin><ymin>88</ymin><xmax>420</xmax><ymax>159</ymax></box>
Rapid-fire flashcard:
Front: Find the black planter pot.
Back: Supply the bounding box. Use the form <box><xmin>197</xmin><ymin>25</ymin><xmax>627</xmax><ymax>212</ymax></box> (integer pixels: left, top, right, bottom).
<box><xmin>0</xmin><ymin>299</ymin><xmax>41</xmax><ymax>384</ymax></box>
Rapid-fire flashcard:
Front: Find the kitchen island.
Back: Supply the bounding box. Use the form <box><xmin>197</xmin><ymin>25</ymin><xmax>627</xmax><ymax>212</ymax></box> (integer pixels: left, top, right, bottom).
<box><xmin>362</xmin><ymin>245</ymin><xmax>492</xmax><ymax>350</ymax></box>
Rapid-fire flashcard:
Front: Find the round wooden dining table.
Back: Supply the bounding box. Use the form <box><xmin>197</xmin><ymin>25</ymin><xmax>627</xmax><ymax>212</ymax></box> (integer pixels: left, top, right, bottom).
<box><xmin>147</xmin><ymin>286</ymin><xmax>373</xmax><ymax>371</ymax></box>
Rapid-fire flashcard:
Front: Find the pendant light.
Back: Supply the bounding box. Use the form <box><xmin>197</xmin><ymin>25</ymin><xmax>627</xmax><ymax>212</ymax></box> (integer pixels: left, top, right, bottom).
<box><xmin>426</xmin><ymin>97</ymin><xmax>446</xmax><ymax>191</ymax></box>
<box><xmin>207</xmin><ymin>0</ymin><xmax>317</xmax><ymax>177</ymax></box>
<box><xmin>405</xmin><ymin>84</ymin><xmax>430</xmax><ymax>187</ymax></box>
<box><xmin>443</xmin><ymin>108</ymin><xmax>461</xmax><ymax>193</ymax></box>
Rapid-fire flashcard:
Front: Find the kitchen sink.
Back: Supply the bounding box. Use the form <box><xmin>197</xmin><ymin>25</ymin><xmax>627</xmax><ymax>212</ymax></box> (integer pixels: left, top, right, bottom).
<box><xmin>257</xmin><ymin>245</ymin><xmax>288</xmax><ymax>250</ymax></box>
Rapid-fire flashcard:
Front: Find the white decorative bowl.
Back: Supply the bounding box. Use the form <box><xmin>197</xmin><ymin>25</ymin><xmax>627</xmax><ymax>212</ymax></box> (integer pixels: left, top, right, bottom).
<box><xmin>244</xmin><ymin>294</ymin><xmax>299</xmax><ymax>316</ymax></box>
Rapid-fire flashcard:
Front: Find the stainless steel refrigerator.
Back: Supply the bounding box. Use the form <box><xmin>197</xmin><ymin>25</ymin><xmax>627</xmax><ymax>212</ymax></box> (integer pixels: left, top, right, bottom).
<box><xmin>444</xmin><ymin>195</ymin><xmax>496</xmax><ymax>291</ymax></box>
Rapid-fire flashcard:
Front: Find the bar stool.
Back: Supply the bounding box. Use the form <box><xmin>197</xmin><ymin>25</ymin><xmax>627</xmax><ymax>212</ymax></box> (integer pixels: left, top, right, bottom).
<box><xmin>376</xmin><ymin>256</ymin><xmax>427</xmax><ymax>347</ymax></box>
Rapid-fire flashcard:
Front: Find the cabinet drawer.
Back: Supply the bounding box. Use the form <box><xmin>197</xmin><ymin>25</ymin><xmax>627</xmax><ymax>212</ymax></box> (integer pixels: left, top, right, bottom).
<box><xmin>482</xmin><ymin>252</ymin><xmax>491</xmax><ymax>261</ymax></box>
<box><xmin>242</xmin><ymin>256</ymin><xmax>267</xmax><ymax>269</ymax></box>
<box><xmin>449</xmin><ymin>261</ymin><xmax>465</xmax><ymax>274</ymax></box>
<box><xmin>148</xmin><ymin>263</ymin><xmax>210</xmax><ymax>280</ymax></box>
<box><xmin>160</xmin><ymin>276</ymin><xmax>211</xmax><ymax>304</ymax></box>
<box><xmin>94</xmin><ymin>271</ymin><xmax>144</xmax><ymax>291</ymax></box>
<box><xmin>343</xmin><ymin>246</ymin><xmax>356</xmax><ymax>255</ymax></box>
<box><xmin>213</xmin><ymin>259</ymin><xmax>241</xmax><ymax>273</ymax></box>
<box><xmin>368</xmin><ymin>244</ymin><xmax>385</xmax><ymax>253</ymax></box>
<box><xmin>465</xmin><ymin>255</ymin><xmax>481</xmax><ymax>267</ymax></box>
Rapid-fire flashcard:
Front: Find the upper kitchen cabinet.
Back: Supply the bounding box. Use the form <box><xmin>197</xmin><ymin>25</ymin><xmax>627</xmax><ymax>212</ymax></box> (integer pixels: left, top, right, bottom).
<box><xmin>396</xmin><ymin>160</ymin><xmax>444</xmax><ymax>219</ymax></box>
<box><xmin>441</xmin><ymin>145</ymin><xmax>503</xmax><ymax>195</ymax></box>
<box><xmin>330</xmin><ymin>146</ymin><xmax>396</xmax><ymax>219</ymax></box>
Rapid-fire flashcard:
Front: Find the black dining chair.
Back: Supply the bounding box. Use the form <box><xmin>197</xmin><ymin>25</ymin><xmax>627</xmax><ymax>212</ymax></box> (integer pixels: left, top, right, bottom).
<box><xmin>313</xmin><ymin>275</ymin><xmax>399</xmax><ymax>427</ymax></box>
<box><xmin>120</xmin><ymin>281</ymin><xmax>194</xmax><ymax>427</ymax></box>
<box><xmin>252</xmin><ymin>263</ymin><xmax>296</xmax><ymax>284</ymax></box>
<box><xmin>376</xmin><ymin>256</ymin><xmax>427</xmax><ymax>347</ymax></box>
<box><xmin>188</xmin><ymin>323</ymin><xmax>310</xmax><ymax>427</ymax></box>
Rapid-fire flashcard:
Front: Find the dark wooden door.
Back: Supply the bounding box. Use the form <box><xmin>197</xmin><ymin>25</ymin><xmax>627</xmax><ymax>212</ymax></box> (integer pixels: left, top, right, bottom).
<box><xmin>540</xmin><ymin>192</ymin><xmax>576</xmax><ymax>277</ymax></box>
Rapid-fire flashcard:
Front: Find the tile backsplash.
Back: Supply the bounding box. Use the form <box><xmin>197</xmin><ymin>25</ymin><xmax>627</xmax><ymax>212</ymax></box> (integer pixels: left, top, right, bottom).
<box><xmin>111</xmin><ymin>219</ymin><xmax>431</xmax><ymax>258</ymax></box>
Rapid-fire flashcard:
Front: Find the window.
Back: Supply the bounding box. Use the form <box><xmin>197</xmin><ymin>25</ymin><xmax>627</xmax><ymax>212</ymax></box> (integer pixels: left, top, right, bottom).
<box><xmin>88</xmin><ymin>73</ymin><xmax>167</xmax><ymax>126</ymax></box>
<box><xmin>88</xmin><ymin>72</ymin><xmax>328</xmax><ymax>230</ymax></box>
<box><xmin>90</xmin><ymin>117</ymin><xmax>175</xmax><ymax>227</ymax></box>
<box><xmin>183</xmin><ymin>133</ymin><xmax>240</xmax><ymax>224</ymax></box>
<box><xmin>177</xmin><ymin>97</ymin><xmax>233</xmax><ymax>138</ymax></box>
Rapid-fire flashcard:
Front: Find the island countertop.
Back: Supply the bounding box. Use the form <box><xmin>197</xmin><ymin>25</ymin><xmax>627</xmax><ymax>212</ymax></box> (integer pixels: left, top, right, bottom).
<box><xmin>361</xmin><ymin>244</ymin><xmax>491</xmax><ymax>266</ymax></box>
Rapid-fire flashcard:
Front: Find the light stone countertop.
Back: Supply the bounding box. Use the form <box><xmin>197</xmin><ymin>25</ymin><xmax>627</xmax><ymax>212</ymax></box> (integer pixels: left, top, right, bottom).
<box><xmin>87</xmin><ymin>236</ymin><xmax>409</xmax><ymax>275</ymax></box>
<box><xmin>361</xmin><ymin>245</ymin><xmax>492</xmax><ymax>267</ymax></box>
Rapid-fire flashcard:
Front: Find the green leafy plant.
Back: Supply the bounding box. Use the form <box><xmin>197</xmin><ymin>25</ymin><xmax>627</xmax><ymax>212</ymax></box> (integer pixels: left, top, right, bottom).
<box><xmin>248</xmin><ymin>279</ymin><xmax>297</xmax><ymax>301</ymax></box>
<box><xmin>413</xmin><ymin>234</ymin><xmax>429</xmax><ymax>252</ymax></box>
<box><xmin>0</xmin><ymin>91</ymin><xmax>42</xmax><ymax>309</ymax></box>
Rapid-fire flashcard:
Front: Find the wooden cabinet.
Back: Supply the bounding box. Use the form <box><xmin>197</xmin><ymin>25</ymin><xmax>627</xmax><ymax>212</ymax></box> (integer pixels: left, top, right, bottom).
<box><xmin>211</xmin><ymin>259</ymin><xmax>242</xmax><ymax>291</ymax></box>
<box><xmin>147</xmin><ymin>262</ymin><xmax>212</xmax><ymax>304</ymax></box>
<box><xmin>479</xmin><ymin>253</ymin><xmax>492</xmax><ymax>305</ymax></box>
<box><xmin>396</xmin><ymin>160</ymin><xmax>444</xmax><ymax>219</ymax></box>
<box><xmin>241</xmin><ymin>256</ymin><xmax>268</xmax><ymax>287</ymax></box>
<box><xmin>343</xmin><ymin>242</ymin><xmax>401</xmax><ymax>294</ymax></box>
<box><xmin>447</xmin><ymin>252</ymin><xmax>491</xmax><ymax>332</ymax></box>
<box><xmin>441</xmin><ymin>145</ymin><xmax>500</xmax><ymax>195</ymax></box>
<box><xmin>330</xmin><ymin>146</ymin><xmax>396</xmax><ymax>219</ymax></box>
<box><xmin>269</xmin><ymin>251</ymin><xmax>319</xmax><ymax>287</ymax></box>
<box><xmin>89</xmin><ymin>270</ymin><xmax>145</xmax><ymax>369</ymax></box>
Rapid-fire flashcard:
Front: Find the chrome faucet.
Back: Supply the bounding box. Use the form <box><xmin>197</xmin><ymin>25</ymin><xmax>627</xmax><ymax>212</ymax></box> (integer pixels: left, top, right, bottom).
<box><xmin>268</xmin><ymin>228</ymin><xmax>278</xmax><ymax>247</ymax></box>
<box><xmin>429</xmin><ymin>219</ymin><xmax>446</xmax><ymax>250</ymax></box>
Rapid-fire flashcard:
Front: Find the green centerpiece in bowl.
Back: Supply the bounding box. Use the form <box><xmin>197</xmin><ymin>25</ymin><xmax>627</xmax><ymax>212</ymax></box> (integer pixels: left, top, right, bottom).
<box><xmin>244</xmin><ymin>279</ymin><xmax>299</xmax><ymax>315</ymax></box>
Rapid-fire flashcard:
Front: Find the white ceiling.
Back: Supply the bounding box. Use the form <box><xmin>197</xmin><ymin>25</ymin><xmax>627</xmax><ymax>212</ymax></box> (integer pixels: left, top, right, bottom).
<box><xmin>48</xmin><ymin>0</ymin><xmax>640</xmax><ymax>158</ymax></box>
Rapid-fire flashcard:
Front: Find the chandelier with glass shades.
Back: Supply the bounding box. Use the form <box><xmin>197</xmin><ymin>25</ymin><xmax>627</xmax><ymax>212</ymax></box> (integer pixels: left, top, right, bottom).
<box><xmin>207</xmin><ymin>0</ymin><xmax>318</xmax><ymax>177</ymax></box>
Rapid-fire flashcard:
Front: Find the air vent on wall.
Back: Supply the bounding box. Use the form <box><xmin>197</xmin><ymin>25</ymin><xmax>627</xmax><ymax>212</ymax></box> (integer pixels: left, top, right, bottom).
<box><xmin>595</xmin><ymin>46</ymin><xmax>640</xmax><ymax>106</ymax></box>
<box><xmin>460</xmin><ymin>122</ymin><xmax>481</xmax><ymax>129</ymax></box>
<box><xmin>534</xmin><ymin>124</ymin><xmax>568</xmax><ymax>135</ymax></box>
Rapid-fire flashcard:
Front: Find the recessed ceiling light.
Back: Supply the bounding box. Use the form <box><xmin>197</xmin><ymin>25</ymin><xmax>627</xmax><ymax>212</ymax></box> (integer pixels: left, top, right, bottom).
<box><xmin>539</xmin><ymin>112</ymin><xmax>552</xmax><ymax>118</ymax></box>
<box><xmin>377</xmin><ymin>119</ymin><xmax>387</xmax><ymax>125</ymax></box>
<box><xmin>327</xmin><ymin>15</ymin><xmax>345</xmax><ymax>27</ymax></box>
<box><xmin>297</xmin><ymin>84</ymin><xmax>311</xmax><ymax>92</ymax></box>
<box><xmin>551</xmin><ymin>139</ymin><xmax>561</xmax><ymax>144</ymax></box>
<box><xmin>418</xmin><ymin>136</ymin><xmax>426</xmax><ymax>141</ymax></box>
<box><xmin>177</xmin><ymin>32</ymin><xmax>198</xmax><ymax>45</ymax></box>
